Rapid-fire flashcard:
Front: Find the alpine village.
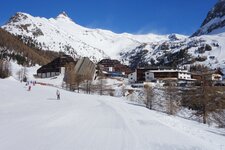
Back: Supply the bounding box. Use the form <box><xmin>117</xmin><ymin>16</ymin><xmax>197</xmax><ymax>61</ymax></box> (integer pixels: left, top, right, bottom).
<box><xmin>1</xmin><ymin>1</ymin><xmax>225</xmax><ymax>150</ymax></box>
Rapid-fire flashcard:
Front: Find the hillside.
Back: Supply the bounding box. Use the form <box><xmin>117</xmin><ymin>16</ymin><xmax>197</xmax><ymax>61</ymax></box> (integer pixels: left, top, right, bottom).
<box><xmin>0</xmin><ymin>28</ymin><xmax>59</xmax><ymax>66</ymax></box>
<box><xmin>0</xmin><ymin>77</ymin><xmax>225</xmax><ymax>150</ymax></box>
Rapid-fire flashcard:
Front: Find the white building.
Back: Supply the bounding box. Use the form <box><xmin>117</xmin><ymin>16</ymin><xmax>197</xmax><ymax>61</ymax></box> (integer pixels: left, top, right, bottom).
<box><xmin>128</xmin><ymin>68</ymin><xmax>192</xmax><ymax>84</ymax></box>
<box><xmin>128</xmin><ymin>72</ymin><xmax>137</xmax><ymax>83</ymax></box>
<box><xmin>145</xmin><ymin>69</ymin><xmax>192</xmax><ymax>81</ymax></box>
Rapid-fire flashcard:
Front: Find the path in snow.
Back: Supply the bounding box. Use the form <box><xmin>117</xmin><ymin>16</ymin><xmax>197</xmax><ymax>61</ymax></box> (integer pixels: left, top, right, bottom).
<box><xmin>0</xmin><ymin>78</ymin><xmax>225</xmax><ymax>150</ymax></box>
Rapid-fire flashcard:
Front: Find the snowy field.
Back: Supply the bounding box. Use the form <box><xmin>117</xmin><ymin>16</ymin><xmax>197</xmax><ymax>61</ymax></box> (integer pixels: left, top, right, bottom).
<box><xmin>1</xmin><ymin>78</ymin><xmax>225</xmax><ymax>150</ymax></box>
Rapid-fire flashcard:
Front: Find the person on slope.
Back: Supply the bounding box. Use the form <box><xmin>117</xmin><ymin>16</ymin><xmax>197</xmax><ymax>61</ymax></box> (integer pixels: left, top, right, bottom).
<box><xmin>28</xmin><ymin>85</ymin><xmax>31</xmax><ymax>91</ymax></box>
<box><xmin>56</xmin><ymin>89</ymin><xmax>60</xmax><ymax>100</ymax></box>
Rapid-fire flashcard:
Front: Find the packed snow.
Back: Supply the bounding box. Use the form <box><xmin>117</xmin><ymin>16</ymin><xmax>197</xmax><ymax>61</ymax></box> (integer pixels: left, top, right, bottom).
<box><xmin>0</xmin><ymin>77</ymin><xmax>225</xmax><ymax>150</ymax></box>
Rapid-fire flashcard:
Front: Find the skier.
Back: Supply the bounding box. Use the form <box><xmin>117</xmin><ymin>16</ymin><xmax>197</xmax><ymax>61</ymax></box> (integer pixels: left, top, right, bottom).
<box><xmin>28</xmin><ymin>85</ymin><xmax>31</xmax><ymax>91</ymax></box>
<box><xmin>56</xmin><ymin>89</ymin><xmax>60</xmax><ymax>100</ymax></box>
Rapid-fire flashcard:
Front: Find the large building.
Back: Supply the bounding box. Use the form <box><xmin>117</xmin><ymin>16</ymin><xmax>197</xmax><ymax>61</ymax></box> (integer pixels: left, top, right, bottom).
<box><xmin>74</xmin><ymin>57</ymin><xmax>96</xmax><ymax>80</ymax></box>
<box><xmin>37</xmin><ymin>56</ymin><xmax>96</xmax><ymax>80</ymax></box>
<box><xmin>128</xmin><ymin>67</ymin><xmax>192</xmax><ymax>83</ymax></box>
<box><xmin>98</xmin><ymin>59</ymin><xmax>120</xmax><ymax>68</ymax></box>
<box><xmin>37</xmin><ymin>55</ymin><xmax>75</xmax><ymax>78</ymax></box>
<box><xmin>145</xmin><ymin>69</ymin><xmax>192</xmax><ymax>81</ymax></box>
<box><xmin>98</xmin><ymin>59</ymin><xmax>132</xmax><ymax>76</ymax></box>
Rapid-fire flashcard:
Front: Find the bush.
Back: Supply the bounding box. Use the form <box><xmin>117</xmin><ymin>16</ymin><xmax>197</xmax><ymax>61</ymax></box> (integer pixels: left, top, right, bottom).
<box><xmin>0</xmin><ymin>60</ymin><xmax>11</xmax><ymax>78</ymax></box>
<box><xmin>212</xmin><ymin>112</ymin><xmax>225</xmax><ymax>128</ymax></box>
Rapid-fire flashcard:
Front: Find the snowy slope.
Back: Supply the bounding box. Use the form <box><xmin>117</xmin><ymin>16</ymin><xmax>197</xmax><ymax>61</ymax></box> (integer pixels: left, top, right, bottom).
<box><xmin>1</xmin><ymin>12</ymin><xmax>185</xmax><ymax>62</ymax></box>
<box><xmin>0</xmin><ymin>78</ymin><xmax>225</xmax><ymax>150</ymax></box>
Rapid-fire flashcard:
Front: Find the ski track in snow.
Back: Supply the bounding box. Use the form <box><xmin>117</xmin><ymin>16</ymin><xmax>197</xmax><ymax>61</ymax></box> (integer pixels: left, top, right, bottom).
<box><xmin>0</xmin><ymin>78</ymin><xmax>225</xmax><ymax>150</ymax></box>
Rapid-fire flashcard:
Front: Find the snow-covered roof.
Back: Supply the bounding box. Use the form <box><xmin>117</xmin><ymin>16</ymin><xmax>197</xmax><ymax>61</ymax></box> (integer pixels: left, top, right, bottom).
<box><xmin>146</xmin><ymin>69</ymin><xmax>191</xmax><ymax>74</ymax></box>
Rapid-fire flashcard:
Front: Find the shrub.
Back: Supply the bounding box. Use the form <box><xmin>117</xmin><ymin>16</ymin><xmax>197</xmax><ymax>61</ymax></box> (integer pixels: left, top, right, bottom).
<box><xmin>0</xmin><ymin>60</ymin><xmax>11</xmax><ymax>78</ymax></box>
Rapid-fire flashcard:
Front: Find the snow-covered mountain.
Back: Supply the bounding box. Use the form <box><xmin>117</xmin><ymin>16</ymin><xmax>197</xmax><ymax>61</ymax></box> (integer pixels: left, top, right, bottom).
<box><xmin>2</xmin><ymin>0</ymin><xmax>225</xmax><ymax>69</ymax></box>
<box><xmin>120</xmin><ymin>33</ymin><xmax>225</xmax><ymax>69</ymax></box>
<box><xmin>193</xmin><ymin>0</ymin><xmax>225</xmax><ymax>36</ymax></box>
<box><xmin>120</xmin><ymin>0</ymin><xmax>225</xmax><ymax>69</ymax></box>
<box><xmin>1</xmin><ymin>12</ymin><xmax>180</xmax><ymax>62</ymax></box>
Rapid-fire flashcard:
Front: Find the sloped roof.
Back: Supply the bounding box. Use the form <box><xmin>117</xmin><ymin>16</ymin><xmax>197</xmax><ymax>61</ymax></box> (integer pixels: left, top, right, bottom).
<box><xmin>37</xmin><ymin>55</ymin><xmax>75</xmax><ymax>73</ymax></box>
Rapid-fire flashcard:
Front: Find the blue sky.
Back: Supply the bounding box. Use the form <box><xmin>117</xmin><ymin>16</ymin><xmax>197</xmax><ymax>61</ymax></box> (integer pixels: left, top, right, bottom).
<box><xmin>0</xmin><ymin>0</ymin><xmax>218</xmax><ymax>35</ymax></box>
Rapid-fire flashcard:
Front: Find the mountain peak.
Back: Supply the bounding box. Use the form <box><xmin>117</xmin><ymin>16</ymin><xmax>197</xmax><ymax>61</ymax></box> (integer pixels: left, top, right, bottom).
<box><xmin>56</xmin><ymin>11</ymin><xmax>72</xmax><ymax>21</ymax></box>
<box><xmin>192</xmin><ymin>0</ymin><xmax>225</xmax><ymax>36</ymax></box>
<box><xmin>58</xmin><ymin>11</ymin><xmax>68</xmax><ymax>17</ymax></box>
<box><xmin>7</xmin><ymin>12</ymin><xmax>31</xmax><ymax>24</ymax></box>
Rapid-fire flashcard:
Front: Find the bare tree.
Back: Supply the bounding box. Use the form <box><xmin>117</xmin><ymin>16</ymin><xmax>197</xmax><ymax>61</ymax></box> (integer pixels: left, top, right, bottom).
<box><xmin>212</xmin><ymin>111</ymin><xmax>225</xmax><ymax>128</ymax></box>
<box><xmin>0</xmin><ymin>60</ymin><xmax>11</xmax><ymax>78</ymax></box>
<box><xmin>83</xmin><ymin>79</ymin><xmax>92</xmax><ymax>94</ymax></box>
<box><xmin>96</xmin><ymin>76</ymin><xmax>107</xmax><ymax>95</ymax></box>
<box><xmin>94</xmin><ymin>68</ymin><xmax>107</xmax><ymax>95</ymax></box>
<box><xmin>127</xmin><ymin>90</ymin><xmax>135</xmax><ymax>102</ymax></box>
<box><xmin>121</xmin><ymin>84</ymin><xmax>126</xmax><ymax>97</ymax></box>
<box><xmin>73</xmin><ymin>74</ymin><xmax>84</xmax><ymax>93</ymax></box>
<box><xmin>64</xmin><ymin>62</ymin><xmax>93</xmax><ymax>93</ymax></box>
<box><xmin>182</xmin><ymin>66</ymin><xmax>225</xmax><ymax>124</ymax></box>
<box><xmin>164</xmin><ymin>80</ymin><xmax>180</xmax><ymax>115</ymax></box>
<box><xmin>64</xmin><ymin>63</ymin><xmax>75</xmax><ymax>90</ymax></box>
<box><xmin>16</xmin><ymin>69</ymin><xmax>23</xmax><ymax>81</ymax></box>
<box><xmin>16</xmin><ymin>67</ymin><xmax>28</xmax><ymax>82</ymax></box>
<box><xmin>182</xmin><ymin>85</ymin><xmax>225</xmax><ymax>124</ymax></box>
<box><xmin>144</xmin><ymin>84</ymin><xmax>154</xmax><ymax>109</ymax></box>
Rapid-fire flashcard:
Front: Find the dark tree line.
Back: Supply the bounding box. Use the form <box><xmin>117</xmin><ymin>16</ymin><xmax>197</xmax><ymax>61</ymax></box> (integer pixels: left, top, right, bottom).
<box><xmin>0</xmin><ymin>28</ymin><xmax>60</xmax><ymax>66</ymax></box>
